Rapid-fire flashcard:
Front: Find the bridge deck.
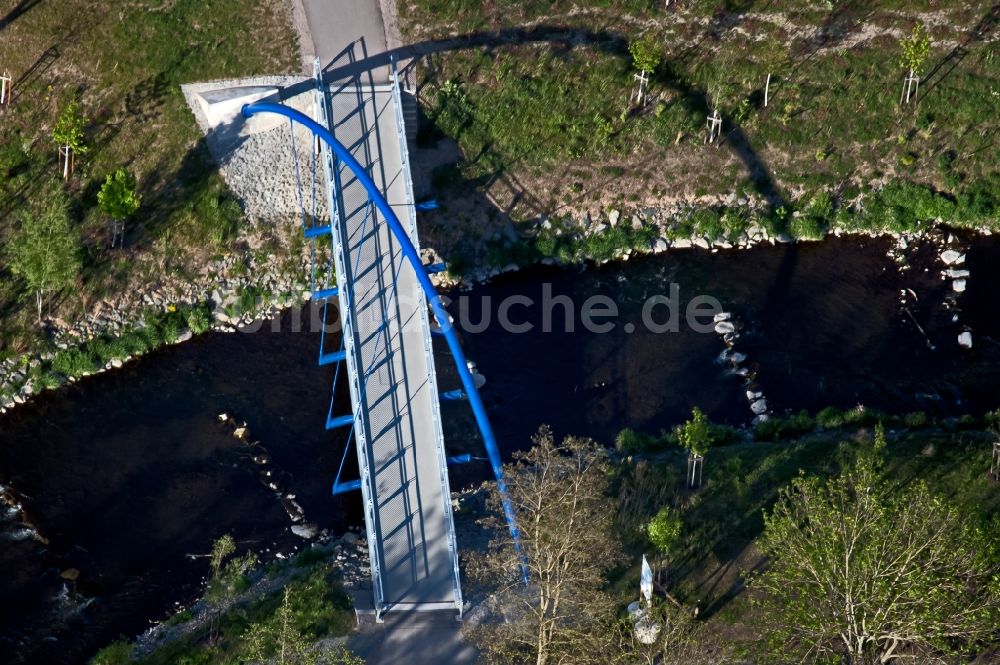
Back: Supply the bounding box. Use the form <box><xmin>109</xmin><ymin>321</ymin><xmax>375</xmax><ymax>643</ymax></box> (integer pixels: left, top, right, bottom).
<box><xmin>318</xmin><ymin>73</ymin><xmax>461</xmax><ymax>614</ymax></box>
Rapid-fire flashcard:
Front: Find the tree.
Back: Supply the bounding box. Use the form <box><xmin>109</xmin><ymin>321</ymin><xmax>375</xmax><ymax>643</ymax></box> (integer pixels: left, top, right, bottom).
<box><xmin>645</xmin><ymin>506</ymin><xmax>682</xmax><ymax>580</ymax></box>
<box><xmin>677</xmin><ymin>407</ymin><xmax>713</xmax><ymax>487</ymax></box>
<box><xmin>759</xmin><ymin>40</ymin><xmax>788</xmax><ymax>108</ymax></box>
<box><xmin>6</xmin><ymin>189</ymin><xmax>81</xmax><ymax>322</ymax></box>
<box><xmin>467</xmin><ymin>427</ymin><xmax>623</xmax><ymax>665</ymax></box>
<box><xmin>629</xmin><ymin>36</ymin><xmax>661</xmax><ymax>75</ymax></box>
<box><xmin>52</xmin><ymin>101</ymin><xmax>88</xmax><ymax>178</ymax></box>
<box><xmin>97</xmin><ymin>168</ymin><xmax>141</xmax><ymax>247</ymax></box>
<box><xmin>899</xmin><ymin>23</ymin><xmax>930</xmax><ymax>104</ymax></box>
<box><xmin>614</xmin><ymin>599</ymin><xmax>735</xmax><ymax>665</ymax></box>
<box><xmin>242</xmin><ymin>587</ymin><xmax>363</xmax><ymax>665</ymax></box>
<box><xmin>749</xmin><ymin>453</ymin><xmax>1000</xmax><ymax>663</ymax></box>
<box><xmin>209</xmin><ymin>534</ymin><xmax>236</xmax><ymax>579</ymax></box>
<box><xmin>628</xmin><ymin>36</ymin><xmax>661</xmax><ymax>107</ymax></box>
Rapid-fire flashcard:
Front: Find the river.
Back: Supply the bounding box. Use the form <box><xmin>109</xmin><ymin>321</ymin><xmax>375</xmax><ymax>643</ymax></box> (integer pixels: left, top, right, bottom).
<box><xmin>1</xmin><ymin>233</ymin><xmax>998</xmax><ymax>663</ymax></box>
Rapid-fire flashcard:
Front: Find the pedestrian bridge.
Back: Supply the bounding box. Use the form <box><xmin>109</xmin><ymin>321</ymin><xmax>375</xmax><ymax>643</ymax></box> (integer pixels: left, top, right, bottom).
<box><xmin>239</xmin><ymin>58</ymin><xmax>521</xmax><ymax>620</ymax></box>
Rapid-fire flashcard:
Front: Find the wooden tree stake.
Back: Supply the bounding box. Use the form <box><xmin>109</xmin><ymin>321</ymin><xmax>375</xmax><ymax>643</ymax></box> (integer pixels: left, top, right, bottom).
<box><xmin>705</xmin><ymin>109</ymin><xmax>722</xmax><ymax>144</ymax></box>
<box><xmin>687</xmin><ymin>454</ymin><xmax>703</xmax><ymax>489</ymax></box>
<box><xmin>0</xmin><ymin>72</ymin><xmax>11</xmax><ymax>106</ymax></box>
<box><xmin>900</xmin><ymin>69</ymin><xmax>920</xmax><ymax>105</ymax></box>
<box><xmin>990</xmin><ymin>440</ymin><xmax>1000</xmax><ymax>482</ymax></box>
<box><xmin>631</xmin><ymin>70</ymin><xmax>650</xmax><ymax>107</ymax></box>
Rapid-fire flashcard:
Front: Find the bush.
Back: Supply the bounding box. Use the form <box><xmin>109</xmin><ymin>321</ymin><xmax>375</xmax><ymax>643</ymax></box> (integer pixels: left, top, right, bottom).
<box><xmin>52</xmin><ymin>347</ymin><xmax>98</xmax><ymax>376</ymax></box>
<box><xmin>816</xmin><ymin>406</ymin><xmax>847</xmax><ymax>429</ymax></box>
<box><xmin>903</xmin><ymin>411</ymin><xmax>929</xmax><ymax>428</ymax></box>
<box><xmin>89</xmin><ymin>640</ymin><xmax>132</xmax><ymax>665</ymax></box>
<box><xmin>789</xmin><ymin>214</ymin><xmax>825</xmax><ymax>240</ymax></box>
<box><xmin>187</xmin><ymin>302</ymin><xmax>212</xmax><ymax>334</ymax></box>
<box><xmin>754</xmin><ymin>410</ymin><xmax>815</xmax><ymax>441</ymax></box>
<box><xmin>615</xmin><ymin>427</ymin><xmax>656</xmax><ymax>454</ymax></box>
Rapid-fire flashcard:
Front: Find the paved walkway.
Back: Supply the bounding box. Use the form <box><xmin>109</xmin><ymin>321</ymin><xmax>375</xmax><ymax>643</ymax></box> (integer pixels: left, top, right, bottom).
<box><xmin>294</xmin><ymin>0</ymin><xmax>481</xmax><ymax>662</ymax></box>
<box><xmin>347</xmin><ymin>612</ymin><xmax>479</xmax><ymax>664</ymax></box>
<box><xmin>300</xmin><ymin>0</ymin><xmax>390</xmax><ymax>79</ymax></box>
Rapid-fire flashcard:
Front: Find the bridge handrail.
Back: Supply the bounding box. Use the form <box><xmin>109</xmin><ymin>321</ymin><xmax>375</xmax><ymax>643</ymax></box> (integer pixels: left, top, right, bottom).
<box><xmin>241</xmin><ymin>100</ymin><xmax>526</xmax><ymax>581</ymax></box>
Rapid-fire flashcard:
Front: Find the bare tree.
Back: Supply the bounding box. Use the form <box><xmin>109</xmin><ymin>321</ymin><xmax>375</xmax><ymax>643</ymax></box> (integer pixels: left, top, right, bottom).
<box><xmin>467</xmin><ymin>427</ymin><xmax>623</xmax><ymax>665</ymax></box>
<box><xmin>615</xmin><ymin>599</ymin><xmax>736</xmax><ymax>665</ymax></box>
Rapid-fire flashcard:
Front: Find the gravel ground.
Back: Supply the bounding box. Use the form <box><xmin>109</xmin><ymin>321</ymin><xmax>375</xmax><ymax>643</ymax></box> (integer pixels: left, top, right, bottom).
<box><xmin>182</xmin><ymin>76</ymin><xmax>330</xmax><ymax>226</ymax></box>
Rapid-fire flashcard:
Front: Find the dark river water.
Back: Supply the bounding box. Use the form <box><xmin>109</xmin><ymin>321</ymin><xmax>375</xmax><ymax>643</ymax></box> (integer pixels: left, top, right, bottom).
<box><xmin>1</xmin><ymin>234</ymin><xmax>999</xmax><ymax>664</ymax></box>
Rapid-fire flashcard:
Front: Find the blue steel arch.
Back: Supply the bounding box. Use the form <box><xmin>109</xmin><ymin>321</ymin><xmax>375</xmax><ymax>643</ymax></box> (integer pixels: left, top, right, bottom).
<box><xmin>241</xmin><ymin>101</ymin><xmax>525</xmax><ymax>576</ymax></box>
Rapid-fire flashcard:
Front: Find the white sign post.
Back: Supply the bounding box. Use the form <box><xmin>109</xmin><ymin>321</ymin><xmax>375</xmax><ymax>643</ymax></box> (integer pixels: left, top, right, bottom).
<box><xmin>641</xmin><ymin>554</ymin><xmax>653</xmax><ymax>606</ymax></box>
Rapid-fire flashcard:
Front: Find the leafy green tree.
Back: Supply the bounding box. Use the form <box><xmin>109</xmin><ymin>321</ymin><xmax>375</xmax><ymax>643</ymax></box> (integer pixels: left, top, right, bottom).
<box><xmin>52</xmin><ymin>101</ymin><xmax>88</xmax><ymax>177</ymax></box>
<box><xmin>899</xmin><ymin>23</ymin><xmax>930</xmax><ymax>104</ymax></box>
<box><xmin>98</xmin><ymin>168</ymin><xmax>141</xmax><ymax>247</ymax></box>
<box><xmin>899</xmin><ymin>22</ymin><xmax>931</xmax><ymax>77</ymax></box>
<box><xmin>677</xmin><ymin>407</ymin><xmax>712</xmax><ymax>457</ymax></box>
<box><xmin>98</xmin><ymin>168</ymin><xmax>140</xmax><ymax>220</ymax></box>
<box><xmin>6</xmin><ymin>189</ymin><xmax>81</xmax><ymax>322</ymax></box>
<box><xmin>646</xmin><ymin>506</ymin><xmax>682</xmax><ymax>560</ymax></box>
<box><xmin>209</xmin><ymin>534</ymin><xmax>236</xmax><ymax>579</ymax></box>
<box><xmin>749</xmin><ymin>455</ymin><xmax>1000</xmax><ymax>664</ymax></box>
<box><xmin>629</xmin><ymin>36</ymin><xmax>661</xmax><ymax>74</ymax></box>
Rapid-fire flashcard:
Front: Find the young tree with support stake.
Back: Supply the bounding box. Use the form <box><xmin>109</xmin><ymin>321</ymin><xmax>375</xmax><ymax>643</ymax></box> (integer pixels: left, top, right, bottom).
<box><xmin>6</xmin><ymin>188</ymin><xmax>80</xmax><ymax>322</ymax></box>
<box><xmin>678</xmin><ymin>407</ymin><xmax>712</xmax><ymax>488</ymax></box>
<box><xmin>52</xmin><ymin>101</ymin><xmax>88</xmax><ymax>179</ymax></box>
<box><xmin>899</xmin><ymin>22</ymin><xmax>930</xmax><ymax>105</ymax></box>
<box><xmin>629</xmin><ymin>36</ymin><xmax>661</xmax><ymax>107</ymax></box>
<box><xmin>98</xmin><ymin>168</ymin><xmax>141</xmax><ymax>248</ymax></box>
<box><xmin>759</xmin><ymin>41</ymin><xmax>787</xmax><ymax>109</ymax></box>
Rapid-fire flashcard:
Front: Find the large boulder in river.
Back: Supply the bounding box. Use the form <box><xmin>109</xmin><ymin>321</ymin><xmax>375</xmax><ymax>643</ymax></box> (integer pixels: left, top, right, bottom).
<box><xmin>958</xmin><ymin>332</ymin><xmax>973</xmax><ymax>349</ymax></box>
<box><xmin>715</xmin><ymin>321</ymin><xmax>736</xmax><ymax>335</ymax></box>
<box><xmin>940</xmin><ymin>250</ymin><xmax>966</xmax><ymax>265</ymax></box>
<box><xmin>751</xmin><ymin>399</ymin><xmax>768</xmax><ymax>415</ymax></box>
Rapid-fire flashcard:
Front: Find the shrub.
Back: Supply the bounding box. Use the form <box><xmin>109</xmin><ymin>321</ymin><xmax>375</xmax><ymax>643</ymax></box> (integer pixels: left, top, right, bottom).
<box><xmin>754</xmin><ymin>410</ymin><xmax>815</xmax><ymax>441</ymax></box>
<box><xmin>816</xmin><ymin>406</ymin><xmax>846</xmax><ymax>429</ymax></box>
<box><xmin>789</xmin><ymin>214</ymin><xmax>825</xmax><ymax>240</ymax></box>
<box><xmin>615</xmin><ymin>427</ymin><xmax>656</xmax><ymax>454</ymax></box>
<box><xmin>52</xmin><ymin>347</ymin><xmax>98</xmax><ymax>376</ymax></box>
<box><xmin>89</xmin><ymin>640</ymin><xmax>132</xmax><ymax>665</ymax></box>
<box><xmin>903</xmin><ymin>411</ymin><xmax>929</xmax><ymax>428</ymax></box>
<box><xmin>187</xmin><ymin>302</ymin><xmax>212</xmax><ymax>334</ymax></box>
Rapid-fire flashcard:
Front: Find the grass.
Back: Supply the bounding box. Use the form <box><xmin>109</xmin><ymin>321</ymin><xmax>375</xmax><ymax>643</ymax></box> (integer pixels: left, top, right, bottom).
<box><xmin>409</xmin><ymin>0</ymin><xmax>999</xmax><ymax>267</ymax></box>
<box><xmin>91</xmin><ymin>554</ymin><xmax>354</xmax><ymax>665</ymax></box>
<box><xmin>0</xmin><ymin>0</ymin><xmax>297</xmax><ymax>353</ymax></box>
<box><xmin>611</xmin><ymin>409</ymin><xmax>1000</xmax><ymax>654</ymax></box>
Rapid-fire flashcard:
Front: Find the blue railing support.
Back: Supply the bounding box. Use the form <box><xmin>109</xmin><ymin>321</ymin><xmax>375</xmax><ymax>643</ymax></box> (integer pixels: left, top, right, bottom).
<box><xmin>243</xmin><ymin>101</ymin><xmax>526</xmax><ymax>582</ymax></box>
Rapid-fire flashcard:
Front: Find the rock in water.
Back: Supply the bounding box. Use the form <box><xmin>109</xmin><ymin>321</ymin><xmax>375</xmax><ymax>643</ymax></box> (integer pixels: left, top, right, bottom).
<box><xmin>952</xmin><ymin>279</ymin><xmax>966</xmax><ymax>293</ymax></box>
<box><xmin>714</xmin><ymin>312</ymin><xmax>732</xmax><ymax>322</ymax></box>
<box><xmin>714</xmin><ymin>321</ymin><xmax>736</xmax><ymax>334</ymax></box>
<box><xmin>958</xmin><ymin>331</ymin><xmax>973</xmax><ymax>349</ymax></box>
<box><xmin>291</xmin><ymin>523</ymin><xmax>319</xmax><ymax>539</ymax></box>
<box><xmin>940</xmin><ymin>250</ymin><xmax>966</xmax><ymax>265</ymax></box>
<box><xmin>751</xmin><ymin>399</ymin><xmax>768</xmax><ymax>415</ymax></box>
